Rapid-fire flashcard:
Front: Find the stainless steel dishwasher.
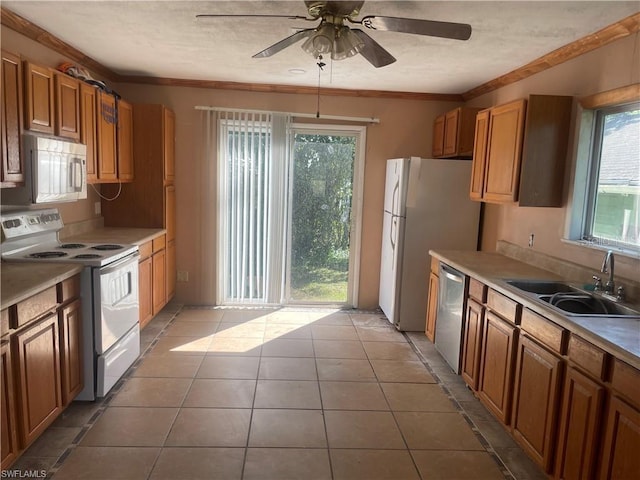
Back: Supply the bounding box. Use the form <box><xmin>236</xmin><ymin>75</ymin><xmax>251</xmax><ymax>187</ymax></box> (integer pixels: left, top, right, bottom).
<box><xmin>435</xmin><ymin>263</ymin><xmax>466</xmax><ymax>373</ymax></box>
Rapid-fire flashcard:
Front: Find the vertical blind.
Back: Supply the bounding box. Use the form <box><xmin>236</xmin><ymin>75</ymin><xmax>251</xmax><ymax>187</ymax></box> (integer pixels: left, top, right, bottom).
<box><xmin>216</xmin><ymin>110</ymin><xmax>290</xmax><ymax>304</ymax></box>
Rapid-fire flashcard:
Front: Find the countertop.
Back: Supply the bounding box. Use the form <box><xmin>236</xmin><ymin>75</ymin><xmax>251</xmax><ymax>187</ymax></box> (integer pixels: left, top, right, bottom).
<box><xmin>430</xmin><ymin>249</ymin><xmax>640</xmax><ymax>370</ymax></box>
<box><xmin>1</xmin><ymin>262</ymin><xmax>84</xmax><ymax>310</ymax></box>
<box><xmin>64</xmin><ymin>227</ymin><xmax>166</xmax><ymax>246</ymax></box>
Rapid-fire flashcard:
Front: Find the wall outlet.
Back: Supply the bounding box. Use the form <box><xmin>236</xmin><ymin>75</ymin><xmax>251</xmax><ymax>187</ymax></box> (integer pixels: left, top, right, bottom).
<box><xmin>94</xmin><ymin>202</ymin><xmax>101</xmax><ymax>215</ymax></box>
<box><xmin>177</xmin><ymin>271</ymin><xmax>189</xmax><ymax>282</ymax></box>
<box><xmin>528</xmin><ymin>233</ymin><xmax>535</xmax><ymax>248</ymax></box>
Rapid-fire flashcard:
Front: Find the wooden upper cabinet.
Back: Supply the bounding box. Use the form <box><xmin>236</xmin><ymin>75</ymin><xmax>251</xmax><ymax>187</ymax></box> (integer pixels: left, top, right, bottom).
<box><xmin>470</xmin><ymin>95</ymin><xmax>572</xmax><ymax>206</ymax></box>
<box><xmin>96</xmin><ymin>90</ymin><xmax>118</xmax><ymax>181</ymax></box>
<box><xmin>1</xmin><ymin>50</ymin><xmax>24</xmax><ymax>187</ymax></box>
<box><xmin>432</xmin><ymin>114</ymin><xmax>445</xmax><ymax>158</ymax></box>
<box><xmin>54</xmin><ymin>72</ymin><xmax>80</xmax><ymax>140</ymax></box>
<box><xmin>483</xmin><ymin>99</ymin><xmax>527</xmax><ymax>203</ymax></box>
<box><xmin>117</xmin><ymin>99</ymin><xmax>134</xmax><ymax>182</ymax></box>
<box><xmin>470</xmin><ymin>109</ymin><xmax>489</xmax><ymax>201</ymax></box>
<box><xmin>80</xmin><ymin>83</ymin><xmax>98</xmax><ymax>183</ymax></box>
<box><xmin>24</xmin><ymin>61</ymin><xmax>55</xmax><ymax>134</ymax></box>
<box><xmin>163</xmin><ymin>107</ymin><xmax>175</xmax><ymax>183</ymax></box>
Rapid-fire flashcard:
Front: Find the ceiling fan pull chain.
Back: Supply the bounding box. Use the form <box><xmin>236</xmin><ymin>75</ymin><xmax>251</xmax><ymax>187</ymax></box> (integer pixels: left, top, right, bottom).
<box><xmin>316</xmin><ymin>55</ymin><xmax>325</xmax><ymax>118</ymax></box>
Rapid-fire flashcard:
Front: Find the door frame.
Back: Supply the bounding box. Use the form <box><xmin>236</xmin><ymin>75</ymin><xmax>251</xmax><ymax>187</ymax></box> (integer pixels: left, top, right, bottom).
<box><xmin>285</xmin><ymin>123</ymin><xmax>366</xmax><ymax>307</ymax></box>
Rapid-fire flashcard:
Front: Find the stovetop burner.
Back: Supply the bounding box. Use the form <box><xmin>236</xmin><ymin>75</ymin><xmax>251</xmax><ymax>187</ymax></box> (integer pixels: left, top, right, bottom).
<box><xmin>59</xmin><ymin>243</ymin><xmax>87</xmax><ymax>249</ymax></box>
<box><xmin>73</xmin><ymin>254</ymin><xmax>103</xmax><ymax>259</ymax></box>
<box><xmin>29</xmin><ymin>251</ymin><xmax>69</xmax><ymax>259</ymax></box>
<box><xmin>91</xmin><ymin>244</ymin><xmax>123</xmax><ymax>251</ymax></box>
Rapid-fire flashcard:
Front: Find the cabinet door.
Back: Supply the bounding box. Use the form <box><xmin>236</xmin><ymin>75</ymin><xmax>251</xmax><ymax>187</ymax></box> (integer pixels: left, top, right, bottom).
<box><xmin>167</xmin><ymin>240</ymin><xmax>176</xmax><ymax>302</ymax></box>
<box><xmin>554</xmin><ymin>366</ymin><xmax>605</xmax><ymax>480</ymax></box>
<box><xmin>432</xmin><ymin>114</ymin><xmax>445</xmax><ymax>158</ymax></box>
<box><xmin>165</xmin><ymin>184</ymin><xmax>176</xmax><ymax>244</ymax></box>
<box><xmin>13</xmin><ymin>313</ymin><xmax>62</xmax><ymax>447</ymax></box>
<box><xmin>1</xmin><ymin>50</ymin><xmax>24</xmax><ymax>186</ymax></box>
<box><xmin>117</xmin><ymin>99</ymin><xmax>134</xmax><ymax>182</ymax></box>
<box><xmin>152</xmin><ymin>249</ymin><xmax>167</xmax><ymax>315</ymax></box>
<box><xmin>425</xmin><ymin>272</ymin><xmax>438</xmax><ymax>342</ymax></box>
<box><xmin>470</xmin><ymin>109</ymin><xmax>489</xmax><ymax>201</ymax></box>
<box><xmin>1</xmin><ymin>340</ymin><xmax>18</xmax><ymax>470</ymax></box>
<box><xmin>96</xmin><ymin>91</ymin><xmax>117</xmax><ymax>181</ymax></box>
<box><xmin>80</xmin><ymin>83</ymin><xmax>98</xmax><ymax>183</ymax></box>
<box><xmin>599</xmin><ymin>395</ymin><xmax>640</xmax><ymax>480</ymax></box>
<box><xmin>54</xmin><ymin>72</ymin><xmax>80</xmax><ymax>140</ymax></box>
<box><xmin>483</xmin><ymin>99</ymin><xmax>526</xmax><ymax>203</ymax></box>
<box><xmin>511</xmin><ymin>334</ymin><xmax>564</xmax><ymax>473</ymax></box>
<box><xmin>24</xmin><ymin>62</ymin><xmax>54</xmax><ymax>134</ymax></box>
<box><xmin>461</xmin><ymin>298</ymin><xmax>484</xmax><ymax>391</ymax></box>
<box><xmin>58</xmin><ymin>299</ymin><xmax>83</xmax><ymax>406</ymax></box>
<box><xmin>443</xmin><ymin>108</ymin><xmax>460</xmax><ymax>156</ymax></box>
<box><xmin>478</xmin><ymin>311</ymin><xmax>518</xmax><ymax>424</ymax></box>
<box><xmin>139</xmin><ymin>257</ymin><xmax>153</xmax><ymax>329</ymax></box>
<box><xmin>163</xmin><ymin>107</ymin><xmax>175</xmax><ymax>183</ymax></box>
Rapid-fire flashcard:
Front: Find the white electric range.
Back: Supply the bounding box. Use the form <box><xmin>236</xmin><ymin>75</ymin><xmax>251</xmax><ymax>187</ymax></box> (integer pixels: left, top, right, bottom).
<box><xmin>1</xmin><ymin>208</ymin><xmax>140</xmax><ymax>400</ymax></box>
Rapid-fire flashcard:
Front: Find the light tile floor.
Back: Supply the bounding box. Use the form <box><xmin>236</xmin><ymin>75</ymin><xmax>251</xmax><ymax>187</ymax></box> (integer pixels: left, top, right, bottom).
<box><xmin>7</xmin><ymin>305</ymin><xmax>546</xmax><ymax>479</ymax></box>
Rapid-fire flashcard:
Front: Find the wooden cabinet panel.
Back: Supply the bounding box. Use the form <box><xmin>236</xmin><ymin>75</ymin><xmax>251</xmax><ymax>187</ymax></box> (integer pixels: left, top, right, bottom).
<box><xmin>152</xmin><ymin>248</ymin><xmax>167</xmax><ymax>315</ymax></box>
<box><xmin>54</xmin><ymin>72</ymin><xmax>80</xmax><ymax>140</ymax></box>
<box><xmin>80</xmin><ymin>83</ymin><xmax>98</xmax><ymax>182</ymax></box>
<box><xmin>470</xmin><ymin>109</ymin><xmax>489</xmax><ymax>200</ymax></box>
<box><xmin>24</xmin><ymin>62</ymin><xmax>54</xmax><ymax>134</ymax></box>
<box><xmin>1</xmin><ymin>50</ymin><xmax>24</xmax><ymax>187</ymax></box>
<box><xmin>483</xmin><ymin>99</ymin><xmax>527</xmax><ymax>203</ymax></box>
<box><xmin>1</xmin><ymin>340</ymin><xmax>18</xmax><ymax>470</ymax></box>
<box><xmin>15</xmin><ymin>286</ymin><xmax>57</xmax><ymax>328</ymax></box>
<box><xmin>487</xmin><ymin>288</ymin><xmax>520</xmax><ymax>324</ymax></box>
<box><xmin>58</xmin><ymin>299</ymin><xmax>83</xmax><ymax>406</ymax></box>
<box><xmin>443</xmin><ymin>109</ymin><xmax>460</xmax><ymax>156</ymax></box>
<box><xmin>443</xmin><ymin>107</ymin><xmax>481</xmax><ymax>157</ymax></box>
<box><xmin>567</xmin><ymin>335</ymin><xmax>608</xmax><ymax>381</ymax></box>
<box><xmin>13</xmin><ymin>313</ymin><xmax>62</xmax><ymax>448</ymax></box>
<box><xmin>554</xmin><ymin>366</ymin><xmax>605</xmax><ymax>480</ymax></box>
<box><xmin>139</xmin><ymin>256</ymin><xmax>153</xmax><ymax>329</ymax></box>
<box><xmin>478</xmin><ymin>311</ymin><xmax>518</xmax><ymax>424</ymax></box>
<box><xmin>511</xmin><ymin>334</ymin><xmax>564</xmax><ymax>472</ymax></box>
<box><xmin>425</xmin><ymin>271</ymin><xmax>438</xmax><ymax>342</ymax></box>
<box><xmin>432</xmin><ymin>114</ymin><xmax>445</xmax><ymax>158</ymax></box>
<box><xmin>599</xmin><ymin>395</ymin><xmax>640</xmax><ymax>480</ymax></box>
<box><xmin>610</xmin><ymin>359</ymin><xmax>640</xmax><ymax>406</ymax></box>
<box><xmin>165</xmin><ymin>184</ymin><xmax>176</xmax><ymax>244</ymax></box>
<box><xmin>167</xmin><ymin>240</ymin><xmax>176</xmax><ymax>301</ymax></box>
<box><xmin>164</xmin><ymin>107</ymin><xmax>175</xmax><ymax>183</ymax></box>
<box><xmin>117</xmin><ymin>99</ymin><xmax>134</xmax><ymax>182</ymax></box>
<box><xmin>461</xmin><ymin>298</ymin><xmax>484</xmax><ymax>391</ymax></box>
<box><xmin>521</xmin><ymin>308</ymin><xmax>566</xmax><ymax>355</ymax></box>
<box><xmin>468</xmin><ymin>277</ymin><xmax>487</xmax><ymax>303</ymax></box>
<box><xmin>96</xmin><ymin>90</ymin><xmax>117</xmax><ymax>181</ymax></box>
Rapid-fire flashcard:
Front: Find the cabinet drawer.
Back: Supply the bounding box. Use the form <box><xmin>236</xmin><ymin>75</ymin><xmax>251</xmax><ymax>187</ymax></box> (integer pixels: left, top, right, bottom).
<box><xmin>139</xmin><ymin>241</ymin><xmax>153</xmax><ymax>260</ymax></box>
<box><xmin>520</xmin><ymin>309</ymin><xmax>566</xmax><ymax>354</ymax></box>
<box><xmin>611</xmin><ymin>359</ymin><xmax>640</xmax><ymax>406</ymax></box>
<box><xmin>57</xmin><ymin>275</ymin><xmax>81</xmax><ymax>303</ymax></box>
<box><xmin>1</xmin><ymin>308</ymin><xmax>10</xmax><ymax>337</ymax></box>
<box><xmin>152</xmin><ymin>235</ymin><xmax>166</xmax><ymax>252</ymax></box>
<box><xmin>16</xmin><ymin>286</ymin><xmax>57</xmax><ymax>328</ymax></box>
<box><xmin>568</xmin><ymin>335</ymin><xmax>608</xmax><ymax>381</ymax></box>
<box><xmin>487</xmin><ymin>289</ymin><xmax>520</xmax><ymax>324</ymax></box>
<box><xmin>469</xmin><ymin>278</ymin><xmax>487</xmax><ymax>303</ymax></box>
<box><xmin>430</xmin><ymin>257</ymin><xmax>439</xmax><ymax>274</ymax></box>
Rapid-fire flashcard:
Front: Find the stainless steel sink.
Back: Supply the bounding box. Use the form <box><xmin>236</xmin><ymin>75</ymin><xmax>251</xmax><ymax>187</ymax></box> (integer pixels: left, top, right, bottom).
<box><xmin>505</xmin><ymin>279</ymin><xmax>640</xmax><ymax>318</ymax></box>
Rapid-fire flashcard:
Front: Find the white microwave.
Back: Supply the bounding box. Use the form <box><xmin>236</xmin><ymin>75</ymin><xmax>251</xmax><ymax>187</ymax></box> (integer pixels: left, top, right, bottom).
<box><xmin>2</xmin><ymin>135</ymin><xmax>87</xmax><ymax>205</ymax></box>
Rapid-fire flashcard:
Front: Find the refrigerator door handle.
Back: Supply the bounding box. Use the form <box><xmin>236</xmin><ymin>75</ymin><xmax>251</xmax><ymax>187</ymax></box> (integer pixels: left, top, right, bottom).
<box><xmin>390</xmin><ymin>216</ymin><xmax>396</xmax><ymax>250</ymax></box>
<box><xmin>391</xmin><ymin>181</ymin><xmax>399</xmax><ymax>216</ymax></box>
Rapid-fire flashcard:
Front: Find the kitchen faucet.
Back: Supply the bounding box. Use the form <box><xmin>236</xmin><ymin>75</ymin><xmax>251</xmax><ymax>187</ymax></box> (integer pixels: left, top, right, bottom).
<box><xmin>600</xmin><ymin>250</ymin><xmax>615</xmax><ymax>295</ymax></box>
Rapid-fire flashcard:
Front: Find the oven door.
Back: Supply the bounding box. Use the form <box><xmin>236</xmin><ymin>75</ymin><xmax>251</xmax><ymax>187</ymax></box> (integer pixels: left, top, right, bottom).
<box><xmin>93</xmin><ymin>253</ymin><xmax>140</xmax><ymax>354</ymax></box>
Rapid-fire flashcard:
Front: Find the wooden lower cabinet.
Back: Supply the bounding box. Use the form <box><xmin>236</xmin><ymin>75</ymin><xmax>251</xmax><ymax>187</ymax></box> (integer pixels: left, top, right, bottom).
<box><xmin>425</xmin><ymin>271</ymin><xmax>438</xmax><ymax>342</ymax></box>
<box><xmin>58</xmin><ymin>299</ymin><xmax>83</xmax><ymax>406</ymax></box>
<box><xmin>139</xmin><ymin>256</ymin><xmax>153</xmax><ymax>329</ymax></box>
<box><xmin>152</xmin><ymin>248</ymin><xmax>167</xmax><ymax>315</ymax></box>
<box><xmin>511</xmin><ymin>334</ymin><xmax>564</xmax><ymax>473</ymax></box>
<box><xmin>554</xmin><ymin>366</ymin><xmax>605</xmax><ymax>480</ymax></box>
<box><xmin>461</xmin><ymin>298</ymin><xmax>484</xmax><ymax>390</ymax></box>
<box><xmin>599</xmin><ymin>395</ymin><xmax>640</xmax><ymax>479</ymax></box>
<box><xmin>167</xmin><ymin>240</ymin><xmax>176</xmax><ymax>301</ymax></box>
<box><xmin>13</xmin><ymin>313</ymin><xmax>62</xmax><ymax>447</ymax></box>
<box><xmin>478</xmin><ymin>311</ymin><xmax>518</xmax><ymax>424</ymax></box>
<box><xmin>1</xmin><ymin>339</ymin><xmax>18</xmax><ymax>470</ymax></box>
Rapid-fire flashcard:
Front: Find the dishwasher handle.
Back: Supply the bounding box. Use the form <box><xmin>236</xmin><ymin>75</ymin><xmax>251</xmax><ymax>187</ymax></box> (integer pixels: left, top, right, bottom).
<box><xmin>439</xmin><ymin>263</ymin><xmax>464</xmax><ymax>284</ymax></box>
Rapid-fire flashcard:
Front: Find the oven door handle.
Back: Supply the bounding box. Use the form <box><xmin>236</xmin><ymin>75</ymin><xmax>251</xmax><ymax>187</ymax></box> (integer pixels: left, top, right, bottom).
<box><xmin>99</xmin><ymin>253</ymin><xmax>140</xmax><ymax>274</ymax></box>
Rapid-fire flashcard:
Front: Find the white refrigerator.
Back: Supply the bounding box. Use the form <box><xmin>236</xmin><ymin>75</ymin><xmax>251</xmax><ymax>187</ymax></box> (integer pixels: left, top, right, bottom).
<box><xmin>379</xmin><ymin>157</ymin><xmax>480</xmax><ymax>331</ymax></box>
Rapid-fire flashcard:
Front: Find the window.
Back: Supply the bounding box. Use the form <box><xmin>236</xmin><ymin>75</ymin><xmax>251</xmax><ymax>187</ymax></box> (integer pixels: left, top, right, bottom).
<box><xmin>567</xmin><ymin>87</ymin><xmax>640</xmax><ymax>255</ymax></box>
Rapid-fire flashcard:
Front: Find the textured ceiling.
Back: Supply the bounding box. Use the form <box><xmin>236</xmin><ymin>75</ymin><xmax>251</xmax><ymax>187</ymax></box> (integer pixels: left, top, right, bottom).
<box><xmin>3</xmin><ymin>1</ymin><xmax>639</xmax><ymax>94</ymax></box>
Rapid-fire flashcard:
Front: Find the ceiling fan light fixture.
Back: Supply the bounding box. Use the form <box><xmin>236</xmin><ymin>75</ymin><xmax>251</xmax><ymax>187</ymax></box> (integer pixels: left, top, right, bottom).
<box><xmin>302</xmin><ymin>23</ymin><xmax>335</xmax><ymax>57</ymax></box>
<box><xmin>331</xmin><ymin>26</ymin><xmax>365</xmax><ymax>60</ymax></box>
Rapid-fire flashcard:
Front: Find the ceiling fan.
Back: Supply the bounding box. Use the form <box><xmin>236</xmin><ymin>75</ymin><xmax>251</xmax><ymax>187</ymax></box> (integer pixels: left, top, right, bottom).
<box><xmin>196</xmin><ymin>1</ymin><xmax>472</xmax><ymax>68</ymax></box>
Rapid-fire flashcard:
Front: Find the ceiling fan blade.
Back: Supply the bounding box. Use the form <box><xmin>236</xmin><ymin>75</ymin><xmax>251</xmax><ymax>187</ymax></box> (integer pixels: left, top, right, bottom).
<box><xmin>359</xmin><ymin>16</ymin><xmax>472</xmax><ymax>40</ymax></box>
<box><xmin>196</xmin><ymin>14</ymin><xmax>314</xmax><ymax>21</ymax></box>
<box><xmin>351</xmin><ymin>29</ymin><xmax>396</xmax><ymax>68</ymax></box>
<box><xmin>252</xmin><ymin>29</ymin><xmax>316</xmax><ymax>58</ymax></box>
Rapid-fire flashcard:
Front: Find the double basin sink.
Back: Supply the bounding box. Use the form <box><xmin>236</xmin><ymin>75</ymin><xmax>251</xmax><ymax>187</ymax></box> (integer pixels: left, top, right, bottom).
<box><xmin>505</xmin><ymin>280</ymin><xmax>640</xmax><ymax>318</ymax></box>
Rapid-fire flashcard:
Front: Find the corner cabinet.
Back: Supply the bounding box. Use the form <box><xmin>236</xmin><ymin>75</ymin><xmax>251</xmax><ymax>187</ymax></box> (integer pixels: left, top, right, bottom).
<box><xmin>432</xmin><ymin>107</ymin><xmax>482</xmax><ymax>159</ymax></box>
<box><xmin>470</xmin><ymin>95</ymin><xmax>572</xmax><ymax>206</ymax></box>
<box><xmin>1</xmin><ymin>50</ymin><xmax>24</xmax><ymax>187</ymax></box>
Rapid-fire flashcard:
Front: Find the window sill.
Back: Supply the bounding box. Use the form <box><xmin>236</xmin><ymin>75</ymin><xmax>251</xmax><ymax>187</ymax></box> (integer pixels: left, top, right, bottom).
<box><xmin>561</xmin><ymin>238</ymin><xmax>640</xmax><ymax>260</ymax></box>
